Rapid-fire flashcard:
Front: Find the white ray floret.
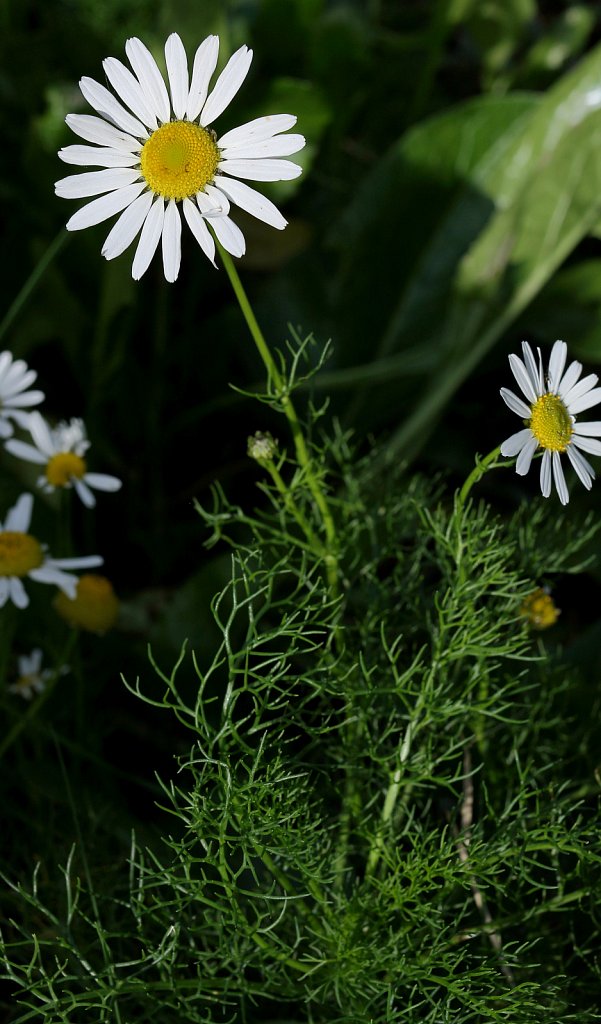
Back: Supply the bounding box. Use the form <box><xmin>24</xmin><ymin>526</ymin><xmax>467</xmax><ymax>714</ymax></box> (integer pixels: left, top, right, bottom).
<box><xmin>56</xmin><ymin>32</ymin><xmax>306</xmax><ymax>282</ymax></box>
<box><xmin>0</xmin><ymin>351</ymin><xmax>44</xmax><ymax>440</ymax></box>
<box><xmin>500</xmin><ymin>339</ymin><xmax>601</xmax><ymax>505</ymax></box>
<box><xmin>0</xmin><ymin>494</ymin><xmax>102</xmax><ymax>609</ymax></box>
<box><xmin>5</xmin><ymin>413</ymin><xmax>122</xmax><ymax>509</ymax></box>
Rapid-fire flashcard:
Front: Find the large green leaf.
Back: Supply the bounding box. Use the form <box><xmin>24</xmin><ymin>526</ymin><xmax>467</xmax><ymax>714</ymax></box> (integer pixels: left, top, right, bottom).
<box><xmin>384</xmin><ymin>41</ymin><xmax>601</xmax><ymax>460</ymax></box>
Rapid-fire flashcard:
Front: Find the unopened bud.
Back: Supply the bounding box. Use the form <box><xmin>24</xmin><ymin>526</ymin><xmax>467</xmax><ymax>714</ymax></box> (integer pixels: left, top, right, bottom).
<box><xmin>247</xmin><ymin>431</ymin><xmax>278</xmax><ymax>464</ymax></box>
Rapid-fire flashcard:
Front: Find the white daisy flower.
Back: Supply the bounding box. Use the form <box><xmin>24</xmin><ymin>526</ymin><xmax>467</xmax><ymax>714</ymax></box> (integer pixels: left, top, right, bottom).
<box><xmin>6</xmin><ymin>413</ymin><xmax>122</xmax><ymax>509</ymax></box>
<box><xmin>500</xmin><ymin>340</ymin><xmax>601</xmax><ymax>505</ymax></box>
<box><xmin>8</xmin><ymin>649</ymin><xmax>53</xmax><ymax>700</ymax></box>
<box><xmin>0</xmin><ymin>493</ymin><xmax>102</xmax><ymax>609</ymax></box>
<box><xmin>0</xmin><ymin>351</ymin><xmax>44</xmax><ymax>440</ymax></box>
<box><xmin>55</xmin><ymin>32</ymin><xmax>305</xmax><ymax>282</ymax></box>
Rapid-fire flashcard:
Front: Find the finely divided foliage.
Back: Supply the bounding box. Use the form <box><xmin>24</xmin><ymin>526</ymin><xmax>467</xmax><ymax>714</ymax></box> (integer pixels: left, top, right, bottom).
<box><xmin>2</xmin><ymin>340</ymin><xmax>600</xmax><ymax>1022</ymax></box>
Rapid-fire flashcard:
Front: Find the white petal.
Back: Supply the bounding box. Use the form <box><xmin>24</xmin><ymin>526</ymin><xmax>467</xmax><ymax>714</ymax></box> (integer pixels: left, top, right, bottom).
<box><xmin>102</xmin><ymin>57</ymin><xmax>158</xmax><ymax>129</ymax></box>
<box><xmin>521</xmin><ymin>342</ymin><xmax>543</xmax><ymax>397</ymax></box>
<box><xmin>203</xmin><ymin>183</ymin><xmax>230</xmax><ymax>215</ymax></box>
<box><xmin>165</xmin><ymin>33</ymin><xmax>189</xmax><ymax>121</ymax></box>
<box><xmin>210</xmin><ymin>215</ymin><xmax>246</xmax><ymax>258</ymax></box>
<box><xmin>79</xmin><ymin>76</ymin><xmax>149</xmax><ymax>139</ymax></box>
<box><xmin>218</xmin><ymin>114</ymin><xmax>297</xmax><ymax>149</ymax></box>
<box><xmin>500</xmin><ymin>428</ymin><xmax>533</xmax><ymax>458</ymax></box>
<box><xmin>83</xmin><ymin>472</ymin><xmax>122</xmax><ymax>492</ymax></box>
<box><xmin>2</xmin><ymin>367</ymin><xmax>38</xmax><ymax>396</ymax></box>
<box><xmin>186</xmin><ymin>35</ymin><xmax>219</xmax><ymax>121</ymax></box>
<box><xmin>9</xmin><ymin>577</ymin><xmax>29</xmax><ymax>609</ymax></box>
<box><xmin>562</xmin><ymin>372</ymin><xmax>599</xmax><ymax>406</ymax></box>
<box><xmin>567</xmin><ymin>445</ymin><xmax>594</xmax><ymax>489</ymax></box>
<box><xmin>548</xmin><ymin>341</ymin><xmax>567</xmax><ymax>393</ymax></box>
<box><xmin>540</xmin><ymin>450</ymin><xmax>552</xmax><ymax>497</ymax></box>
<box><xmin>132</xmin><ymin>197</ymin><xmax>165</xmax><ymax>280</ymax></box>
<box><xmin>567</xmin><ymin>387</ymin><xmax>601</xmax><ymax>416</ymax></box>
<box><xmin>102</xmin><ymin>190</ymin><xmax>154</xmax><ymax>260</ymax></box>
<box><xmin>499</xmin><ymin>387</ymin><xmax>531</xmax><ymax>420</ymax></box>
<box><xmin>221</xmin><ymin>134</ymin><xmax>305</xmax><ymax>160</ymax></box>
<box><xmin>4</xmin><ymin>493</ymin><xmax>33</xmax><ymax>532</ymax></box>
<box><xmin>4</xmin><ymin>439</ymin><xmax>47</xmax><ymax>465</ymax></box>
<box><xmin>55</xmin><ymin>167</ymin><xmax>141</xmax><ymax>200</ymax></box>
<box><xmin>47</xmin><ymin>555</ymin><xmax>103</xmax><ymax>570</ymax></box>
<box><xmin>29</xmin><ymin>566</ymin><xmax>78</xmax><ymax>596</ymax></box>
<box><xmin>573</xmin><ymin>420</ymin><xmax>601</xmax><ymax>436</ymax></box>
<box><xmin>28</xmin><ymin>411</ymin><xmax>56</xmax><ymax>456</ymax></box>
<box><xmin>65</xmin><ymin>113</ymin><xmax>141</xmax><ymax>152</ymax></box>
<box><xmin>552</xmin><ymin>451</ymin><xmax>569</xmax><ymax>504</ymax></box>
<box><xmin>213</xmin><ymin>177</ymin><xmax>287</xmax><ymax>230</ymax></box>
<box><xmin>572</xmin><ymin>435</ymin><xmax>601</xmax><ymax>456</ymax></box>
<box><xmin>182</xmin><ymin>198</ymin><xmax>216</xmax><ymax>265</ymax></box>
<box><xmin>162</xmin><ymin>200</ymin><xmax>182</xmax><ymax>283</ymax></box>
<box><xmin>200</xmin><ymin>45</ymin><xmax>253</xmax><ymax>127</ymax></box>
<box><xmin>66</xmin><ymin>182</ymin><xmax>146</xmax><ymax>231</ymax></box>
<box><xmin>218</xmin><ymin>158</ymin><xmax>302</xmax><ymax>182</ymax></box>
<box><xmin>125</xmin><ymin>37</ymin><xmax>171</xmax><ymax>123</ymax></box>
<box><xmin>557</xmin><ymin>360</ymin><xmax>583</xmax><ymax>399</ymax></box>
<box><xmin>509</xmin><ymin>353</ymin><xmax>537</xmax><ymax>403</ymax></box>
<box><xmin>58</xmin><ymin>145</ymin><xmax>141</xmax><ymax>168</ymax></box>
<box><xmin>515</xmin><ymin>436</ymin><xmax>538</xmax><ymax>476</ymax></box>
<box><xmin>196</xmin><ymin>190</ymin><xmax>228</xmax><ymax>218</ymax></box>
<box><xmin>73</xmin><ymin>478</ymin><xmax>96</xmax><ymax>508</ymax></box>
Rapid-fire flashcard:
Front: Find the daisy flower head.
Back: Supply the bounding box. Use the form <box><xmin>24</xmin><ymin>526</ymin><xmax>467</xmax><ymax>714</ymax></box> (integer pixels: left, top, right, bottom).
<box><xmin>5</xmin><ymin>413</ymin><xmax>122</xmax><ymax>508</ymax></box>
<box><xmin>55</xmin><ymin>33</ymin><xmax>306</xmax><ymax>282</ymax></box>
<box><xmin>500</xmin><ymin>340</ymin><xmax>601</xmax><ymax>505</ymax></box>
<box><xmin>0</xmin><ymin>493</ymin><xmax>102</xmax><ymax>609</ymax></box>
<box><xmin>0</xmin><ymin>351</ymin><xmax>44</xmax><ymax>440</ymax></box>
<box><xmin>8</xmin><ymin>649</ymin><xmax>53</xmax><ymax>700</ymax></box>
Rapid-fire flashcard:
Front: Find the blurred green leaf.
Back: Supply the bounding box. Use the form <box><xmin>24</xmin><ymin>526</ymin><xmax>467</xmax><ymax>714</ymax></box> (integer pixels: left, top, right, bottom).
<box><xmin>387</xmin><ymin>40</ymin><xmax>601</xmax><ymax>461</ymax></box>
<box><xmin>522</xmin><ymin>261</ymin><xmax>601</xmax><ymax>364</ymax></box>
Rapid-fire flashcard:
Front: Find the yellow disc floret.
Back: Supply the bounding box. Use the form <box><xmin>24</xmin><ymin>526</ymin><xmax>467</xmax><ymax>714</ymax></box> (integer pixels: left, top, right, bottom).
<box><xmin>0</xmin><ymin>532</ymin><xmax>44</xmax><ymax>577</ymax></box>
<box><xmin>54</xmin><ymin>574</ymin><xmax>119</xmax><ymax>633</ymax></box>
<box><xmin>529</xmin><ymin>394</ymin><xmax>573</xmax><ymax>452</ymax></box>
<box><xmin>46</xmin><ymin>453</ymin><xmax>87</xmax><ymax>488</ymax></box>
<box><xmin>520</xmin><ymin>588</ymin><xmax>560</xmax><ymax>630</ymax></box>
<box><xmin>140</xmin><ymin>121</ymin><xmax>219</xmax><ymax>201</ymax></box>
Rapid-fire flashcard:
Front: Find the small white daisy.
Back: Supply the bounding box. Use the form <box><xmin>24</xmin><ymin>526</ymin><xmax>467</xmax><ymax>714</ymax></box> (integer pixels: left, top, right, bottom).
<box><xmin>500</xmin><ymin>340</ymin><xmax>601</xmax><ymax>505</ymax></box>
<box><xmin>8</xmin><ymin>649</ymin><xmax>53</xmax><ymax>700</ymax></box>
<box><xmin>0</xmin><ymin>351</ymin><xmax>44</xmax><ymax>440</ymax></box>
<box><xmin>0</xmin><ymin>493</ymin><xmax>103</xmax><ymax>609</ymax></box>
<box><xmin>55</xmin><ymin>32</ymin><xmax>305</xmax><ymax>282</ymax></box>
<box><xmin>6</xmin><ymin>413</ymin><xmax>122</xmax><ymax>509</ymax></box>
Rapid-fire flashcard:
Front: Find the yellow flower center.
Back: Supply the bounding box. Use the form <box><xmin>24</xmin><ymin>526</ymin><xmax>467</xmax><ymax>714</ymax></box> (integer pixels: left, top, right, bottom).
<box><xmin>140</xmin><ymin>121</ymin><xmax>219</xmax><ymax>201</ymax></box>
<box><xmin>520</xmin><ymin>588</ymin><xmax>560</xmax><ymax>630</ymax></box>
<box><xmin>54</xmin><ymin>574</ymin><xmax>119</xmax><ymax>634</ymax></box>
<box><xmin>529</xmin><ymin>394</ymin><xmax>572</xmax><ymax>452</ymax></box>
<box><xmin>0</xmin><ymin>532</ymin><xmax>44</xmax><ymax>577</ymax></box>
<box><xmin>46</xmin><ymin>452</ymin><xmax>87</xmax><ymax>487</ymax></box>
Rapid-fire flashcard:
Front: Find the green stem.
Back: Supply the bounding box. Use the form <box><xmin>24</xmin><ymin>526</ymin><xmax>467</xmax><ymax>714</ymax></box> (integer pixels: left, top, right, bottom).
<box><xmin>0</xmin><ymin>228</ymin><xmax>69</xmax><ymax>347</ymax></box>
<box><xmin>262</xmin><ymin>458</ymin><xmax>323</xmax><ymax>552</ymax></box>
<box><xmin>457</xmin><ymin>445</ymin><xmax>504</xmax><ymax>509</ymax></box>
<box><xmin>218</xmin><ymin>244</ymin><xmax>339</xmax><ymax>594</ymax></box>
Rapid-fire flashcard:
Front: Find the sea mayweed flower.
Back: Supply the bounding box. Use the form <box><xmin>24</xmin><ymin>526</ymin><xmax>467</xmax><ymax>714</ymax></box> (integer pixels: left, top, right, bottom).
<box><xmin>0</xmin><ymin>493</ymin><xmax>102</xmax><ymax>609</ymax></box>
<box><xmin>55</xmin><ymin>33</ymin><xmax>305</xmax><ymax>282</ymax></box>
<box><xmin>0</xmin><ymin>351</ymin><xmax>44</xmax><ymax>440</ymax></box>
<box><xmin>6</xmin><ymin>413</ymin><xmax>122</xmax><ymax>508</ymax></box>
<box><xmin>500</xmin><ymin>340</ymin><xmax>601</xmax><ymax>504</ymax></box>
<box><xmin>8</xmin><ymin>649</ymin><xmax>68</xmax><ymax>700</ymax></box>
